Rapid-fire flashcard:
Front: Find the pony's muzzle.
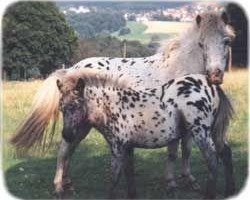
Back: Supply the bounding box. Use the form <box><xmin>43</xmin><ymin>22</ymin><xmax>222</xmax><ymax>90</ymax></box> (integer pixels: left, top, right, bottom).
<box><xmin>207</xmin><ymin>69</ymin><xmax>224</xmax><ymax>85</ymax></box>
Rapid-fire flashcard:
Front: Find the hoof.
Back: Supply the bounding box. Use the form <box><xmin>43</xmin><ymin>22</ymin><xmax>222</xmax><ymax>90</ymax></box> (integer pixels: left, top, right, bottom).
<box><xmin>127</xmin><ymin>192</ymin><xmax>137</xmax><ymax>199</ymax></box>
<box><xmin>204</xmin><ymin>193</ymin><xmax>216</xmax><ymax>199</ymax></box>
<box><xmin>54</xmin><ymin>180</ymin><xmax>74</xmax><ymax>199</ymax></box>
<box><xmin>166</xmin><ymin>179</ymin><xmax>178</xmax><ymax>193</ymax></box>
<box><xmin>54</xmin><ymin>188</ymin><xmax>65</xmax><ymax>199</ymax></box>
<box><xmin>225</xmin><ymin>180</ymin><xmax>236</xmax><ymax>197</ymax></box>
<box><xmin>178</xmin><ymin>174</ymin><xmax>201</xmax><ymax>191</ymax></box>
<box><xmin>63</xmin><ymin>178</ymin><xmax>74</xmax><ymax>191</ymax></box>
<box><xmin>108</xmin><ymin>193</ymin><xmax>116</xmax><ymax>199</ymax></box>
<box><xmin>225</xmin><ymin>187</ymin><xmax>236</xmax><ymax>198</ymax></box>
<box><xmin>108</xmin><ymin>190</ymin><xmax>117</xmax><ymax>199</ymax></box>
<box><xmin>204</xmin><ymin>179</ymin><xmax>216</xmax><ymax>199</ymax></box>
<box><xmin>190</xmin><ymin>181</ymin><xmax>201</xmax><ymax>191</ymax></box>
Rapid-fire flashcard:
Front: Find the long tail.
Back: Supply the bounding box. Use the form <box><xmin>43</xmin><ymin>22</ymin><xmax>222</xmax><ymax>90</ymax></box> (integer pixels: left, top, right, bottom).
<box><xmin>212</xmin><ymin>86</ymin><xmax>234</xmax><ymax>152</ymax></box>
<box><xmin>10</xmin><ymin>69</ymin><xmax>67</xmax><ymax>149</ymax></box>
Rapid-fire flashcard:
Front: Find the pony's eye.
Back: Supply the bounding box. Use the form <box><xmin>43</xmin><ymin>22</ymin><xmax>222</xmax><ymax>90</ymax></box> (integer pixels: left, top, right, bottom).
<box><xmin>223</xmin><ymin>37</ymin><xmax>231</xmax><ymax>46</ymax></box>
<box><xmin>198</xmin><ymin>42</ymin><xmax>204</xmax><ymax>48</ymax></box>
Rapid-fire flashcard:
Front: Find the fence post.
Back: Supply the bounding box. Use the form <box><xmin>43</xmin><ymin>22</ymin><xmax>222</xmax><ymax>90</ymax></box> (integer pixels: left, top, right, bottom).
<box><xmin>123</xmin><ymin>39</ymin><xmax>127</xmax><ymax>58</ymax></box>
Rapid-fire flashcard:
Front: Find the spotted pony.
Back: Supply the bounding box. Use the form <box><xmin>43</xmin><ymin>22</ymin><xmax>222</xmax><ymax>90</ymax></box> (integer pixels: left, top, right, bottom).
<box><xmin>11</xmin><ymin>68</ymin><xmax>235</xmax><ymax>199</ymax></box>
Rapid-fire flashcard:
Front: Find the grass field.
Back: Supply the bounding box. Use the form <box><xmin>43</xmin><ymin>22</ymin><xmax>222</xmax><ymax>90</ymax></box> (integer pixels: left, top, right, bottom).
<box><xmin>143</xmin><ymin>21</ymin><xmax>191</xmax><ymax>34</ymax></box>
<box><xmin>113</xmin><ymin>21</ymin><xmax>174</xmax><ymax>44</ymax></box>
<box><xmin>2</xmin><ymin>69</ymin><xmax>248</xmax><ymax>199</ymax></box>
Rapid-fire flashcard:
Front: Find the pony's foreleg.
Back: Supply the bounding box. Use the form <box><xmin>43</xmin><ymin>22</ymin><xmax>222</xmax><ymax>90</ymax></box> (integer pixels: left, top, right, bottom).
<box><xmin>62</xmin><ymin>125</ymin><xmax>92</xmax><ymax>188</ymax></box>
<box><xmin>165</xmin><ymin>140</ymin><xmax>179</xmax><ymax>192</ymax></box>
<box><xmin>179</xmin><ymin>135</ymin><xmax>200</xmax><ymax>191</ymax></box>
<box><xmin>124</xmin><ymin>147</ymin><xmax>136</xmax><ymax>199</ymax></box>
<box><xmin>54</xmin><ymin>139</ymin><xmax>71</xmax><ymax>197</ymax></box>
<box><xmin>218</xmin><ymin>142</ymin><xmax>235</xmax><ymax>197</ymax></box>
<box><xmin>54</xmin><ymin>125</ymin><xmax>91</xmax><ymax>198</ymax></box>
<box><xmin>193</xmin><ymin>134</ymin><xmax>218</xmax><ymax>199</ymax></box>
<box><xmin>109</xmin><ymin>145</ymin><xmax>126</xmax><ymax>198</ymax></box>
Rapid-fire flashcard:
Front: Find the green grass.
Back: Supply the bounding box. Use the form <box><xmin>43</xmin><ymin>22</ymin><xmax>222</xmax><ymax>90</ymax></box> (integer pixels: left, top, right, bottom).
<box><xmin>113</xmin><ymin>21</ymin><xmax>171</xmax><ymax>44</ymax></box>
<box><xmin>2</xmin><ymin>69</ymin><xmax>248</xmax><ymax>199</ymax></box>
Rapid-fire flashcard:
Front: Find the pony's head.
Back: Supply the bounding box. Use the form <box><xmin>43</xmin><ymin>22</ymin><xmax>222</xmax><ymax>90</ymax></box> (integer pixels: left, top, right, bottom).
<box><xmin>57</xmin><ymin>77</ymin><xmax>87</xmax><ymax>142</ymax></box>
<box><xmin>195</xmin><ymin>12</ymin><xmax>235</xmax><ymax>84</ymax></box>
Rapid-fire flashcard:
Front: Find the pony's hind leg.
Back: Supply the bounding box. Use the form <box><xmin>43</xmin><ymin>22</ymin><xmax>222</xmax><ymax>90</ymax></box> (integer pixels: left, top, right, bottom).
<box><xmin>192</xmin><ymin>133</ymin><xmax>218</xmax><ymax>199</ymax></box>
<box><xmin>109</xmin><ymin>143</ymin><xmax>127</xmax><ymax>198</ymax></box>
<box><xmin>124</xmin><ymin>148</ymin><xmax>137</xmax><ymax>198</ymax></box>
<box><xmin>54</xmin><ymin>124</ymin><xmax>92</xmax><ymax>198</ymax></box>
<box><xmin>165</xmin><ymin>139</ymin><xmax>179</xmax><ymax>193</ymax></box>
<box><xmin>218</xmin><ymin>142</ymin><xmax>235</xmax><ymax>197</ymax></box>
<box><xmin>179</xmin><ymin>135</ymin><xmax>200</xmax><ymax>191</ymax></box>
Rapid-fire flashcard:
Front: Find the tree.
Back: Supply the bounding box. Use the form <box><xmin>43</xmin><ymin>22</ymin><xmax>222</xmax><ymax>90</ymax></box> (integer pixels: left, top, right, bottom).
<box><xmin>226</xmin><ymin>3</ymin><xmax>248</xmax><ymax>67</ymax></box>
<box><xmin>3</xmin><ymin>2</ymin><xmax>78</xmax><ymax>79</ymax></box>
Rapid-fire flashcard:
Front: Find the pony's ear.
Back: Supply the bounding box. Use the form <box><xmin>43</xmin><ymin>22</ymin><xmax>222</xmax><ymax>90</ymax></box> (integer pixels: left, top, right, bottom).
<box><xmin>75</xmin><ymin>78</ymin><xmax>85</xmax><ymax>95</ymax></box>
<box><xmin>56</xmin><ymin>79</ymin><xmax>63</xmax><ymax>92</ymax></box>
<box><xmin>221</xmin><ymin>11</ymin><xmax>229</xmax><ymax>24</ymax></box>
<box><xmin>196</xmin><ymin>14</ymin><xmax>202</xmax><ymax>27</ymax></box>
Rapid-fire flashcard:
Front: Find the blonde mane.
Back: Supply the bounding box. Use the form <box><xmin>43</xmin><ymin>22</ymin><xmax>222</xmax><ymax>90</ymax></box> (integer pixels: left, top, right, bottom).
<box><xmin>63</xmin><ymin>68</ymin><xmax>129</xmax><ymax>90</ymax></box>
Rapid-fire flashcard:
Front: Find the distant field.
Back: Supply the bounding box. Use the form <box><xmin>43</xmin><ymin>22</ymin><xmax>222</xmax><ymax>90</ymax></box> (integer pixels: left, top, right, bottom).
<box><xmin>2</xmin><ymin>69</ymin><xmax>248</xmax><ymax>199</ymax></box>
<box><xmin>113</xmin><ymin>21</ymin><xmax>174</xmax><ymax>44</ymax></box>
<box><xmin>143</xmin><ymin>21</ymin><xmax>191</xmax><ymax>34</ymax></box>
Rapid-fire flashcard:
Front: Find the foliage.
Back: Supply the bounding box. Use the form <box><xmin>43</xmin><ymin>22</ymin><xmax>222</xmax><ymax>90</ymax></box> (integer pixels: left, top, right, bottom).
<box><xmin>127</xmin><ymin>14</ymin><xmax>136</xmax><ymax>21</ymax></box>
<box><xmin>119</xmin><ymin>27</ymin><xmax>131</xmax><ymax>36</ymax></box>
<box><xmin>151</xmin><ymin>13</ymin><xmax>180</xmax><ymax>21</ymax></box>
<box><xmin>72</xmin><ymin>36</ymin><xmax>154</xmax><ymax>63</ymax></box>
<box><xmin>226</xmin><ymin>3</ymin><xmax>248</xmax><ymax>66</ymax></box>
<box><xmin>65</xmin><ymin>11</ymin><xmax>126</xmax><ymax>38</ymax></box>
<box><xmin>3</xmin><ymin>1</ymin><xmax>78</xmax><ymax>79</ymax></box>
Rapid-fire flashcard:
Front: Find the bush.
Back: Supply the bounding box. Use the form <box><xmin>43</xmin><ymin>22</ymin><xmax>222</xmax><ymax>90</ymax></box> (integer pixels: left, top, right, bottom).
<box><xmin>118</xmin><ymin>27</ymin><xmax>131</xmax><ymax>36</ymax></box>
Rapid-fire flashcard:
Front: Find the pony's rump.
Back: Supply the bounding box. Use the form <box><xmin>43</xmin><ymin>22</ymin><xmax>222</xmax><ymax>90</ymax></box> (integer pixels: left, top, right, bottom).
<box><xmin>10</xmin><ymin>69</ymin><xmax>67</xmax><ymax>148</ymax></box>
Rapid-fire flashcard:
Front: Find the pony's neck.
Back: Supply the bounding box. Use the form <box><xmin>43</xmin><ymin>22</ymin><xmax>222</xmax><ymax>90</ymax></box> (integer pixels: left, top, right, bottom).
<box><xmin>84</xmin><ymin>86</ymin><xmax>120</xmax><ymax>126</ymax></box>
<box><xmin>159</xmin><ymin>25</ymin><xmax>206</xmax><ymax>78</ymax></box>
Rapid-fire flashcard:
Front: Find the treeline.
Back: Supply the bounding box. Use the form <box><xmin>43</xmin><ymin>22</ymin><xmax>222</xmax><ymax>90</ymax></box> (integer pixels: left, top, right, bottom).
<box><xmin>65</xmin><ymin>12</ymin><xmax>126</xmax><ymax>38</ymax></box>
<box><xmin>57</xmin><ymin>2</ymin><xmax>186</xmax><ymax>12</ymax></box>
<box><xmin>151</xmin><ymin>13</ymin><xmax>180</xmax><ymax>21</ymax></box>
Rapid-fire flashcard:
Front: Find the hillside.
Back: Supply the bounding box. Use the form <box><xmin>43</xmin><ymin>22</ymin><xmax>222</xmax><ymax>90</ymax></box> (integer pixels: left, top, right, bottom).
<box><xmin>112</xmin><ymin>21</ymin><xmax>190</xmax><ymax>44</ymax></box>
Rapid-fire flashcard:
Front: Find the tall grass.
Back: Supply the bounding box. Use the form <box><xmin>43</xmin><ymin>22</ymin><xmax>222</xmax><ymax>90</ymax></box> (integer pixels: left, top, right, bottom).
<box><xmin>222</xmin><ymin>70</ymin><xmax>248</xmax><ymax>146</ymax></box>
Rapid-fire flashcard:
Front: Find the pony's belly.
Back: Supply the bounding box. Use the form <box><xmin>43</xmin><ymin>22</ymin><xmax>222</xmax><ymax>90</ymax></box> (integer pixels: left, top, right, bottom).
<box><xmin>133</xmin><ymin>140</ymin><xmax>168</xmax><ymax>149</ymax></box>
<box><xmin>131</xmin><ymin>130</ymin><xmax>177</xmax><ymax>149</ymax></box>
